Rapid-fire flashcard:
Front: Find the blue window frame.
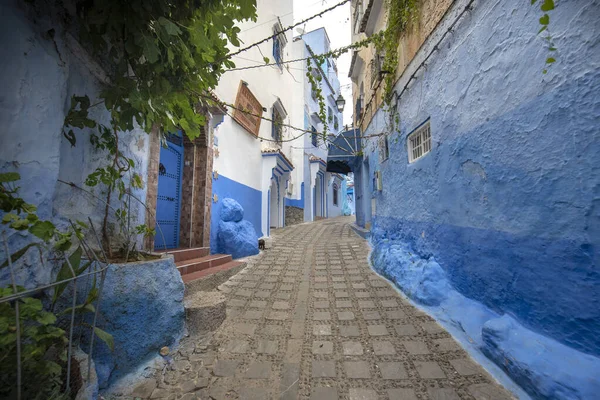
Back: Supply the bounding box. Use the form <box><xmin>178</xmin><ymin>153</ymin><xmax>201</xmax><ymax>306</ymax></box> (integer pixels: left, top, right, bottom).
<box><xmin>311</xmin><ymin>126</ymin><xmax>318</xmax><ymax>147</ymax></box>
<box><xmin>273</xmin><ymin>35</ymin><xmax>282</xmax><ymax>66</ymax></box>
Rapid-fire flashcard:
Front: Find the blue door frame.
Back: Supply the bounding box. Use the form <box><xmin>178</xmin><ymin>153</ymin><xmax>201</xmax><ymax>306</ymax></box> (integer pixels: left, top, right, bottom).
<box><xmin>154</xmin><ymin>132</ymin><xmax>184</xmax><ymax>250</ymax></box>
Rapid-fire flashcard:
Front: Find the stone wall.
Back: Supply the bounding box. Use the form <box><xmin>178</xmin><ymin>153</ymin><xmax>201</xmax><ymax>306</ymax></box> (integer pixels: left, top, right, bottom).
<box><xmin>179</xmin><ymin>129</ymin><xmax>213</xmax><ymax>249</ymax></box>
<box><xmin>285</xmin><ymin>206</ymin><xmax>304</xmax><ymax>227</ymax></box>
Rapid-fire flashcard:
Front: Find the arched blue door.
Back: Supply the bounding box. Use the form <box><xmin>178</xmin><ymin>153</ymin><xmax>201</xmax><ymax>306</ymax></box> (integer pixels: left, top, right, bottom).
<box><xmin>154</xmin><ymin>132</ymin><xmax>184</xmax><ymax>250</ymax></box>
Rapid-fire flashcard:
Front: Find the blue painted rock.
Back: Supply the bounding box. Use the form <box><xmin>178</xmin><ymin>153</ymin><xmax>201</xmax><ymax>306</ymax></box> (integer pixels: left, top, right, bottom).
<box><xmin>220</xmin><ymin>198</ymin><xmax>244</xmax><ymax>222</ymax></box>
<box><xmin>218</xmin><ymin>220</ymin><xmax>259</xmax><ymax>259</ymax></box>
<box><xmin>90</xmin><ymin>257</ymin><xmax>185</xmax><ymax>388</ymax></box>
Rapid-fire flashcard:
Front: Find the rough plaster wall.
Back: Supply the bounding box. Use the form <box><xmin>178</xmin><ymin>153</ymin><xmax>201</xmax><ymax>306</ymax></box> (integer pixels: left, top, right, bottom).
<box><xmin>363</xmin><ymin>0</ymin><xmax>600</xmax><ymax>359</ymax></box>
<box><xmin>0</xmin><ymin>1</ymin><xmax>149</xmax><ymax>286</ymax></box>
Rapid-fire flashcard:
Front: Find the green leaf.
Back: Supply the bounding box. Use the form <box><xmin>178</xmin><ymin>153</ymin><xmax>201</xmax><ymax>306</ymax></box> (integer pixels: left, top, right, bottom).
<box><xmin>539</xmin><ymin>14</ymin><xmax>550</xmax><ymax>25</ymax></box>
<box><xmin>63</xmin><ymin>129</ymin><xmax>77</xmax><ymax>147</ymax></box>
<box><xmin>52</xmin><ymin>247</ymin><xmax>83</xmax><ymax>306</ymax></box>
<box><xmin>29</xmin><ymin>220</ymin><xmax>56</xmax><ymax>241</ymax></box>
<box><xmin>538</xmin><ymin>26</ymin><xmax>547</xmax><ymax>34</ymax></box>
<box><xmin>540</xmin><ymin>0</ymin><xmax>555</xmax><ymax>12</ymax></box>
<box><xmin>2</xmin><ymin>213</ymin><xmax>19</xmax><ymax>223</ymax></box>
<box><xmin>0</xmin><ymin>172</ymin><xmax>20</xmax><ymax>183</ymax></box>
<box><xmin>546</xmin><ymin>57</ymin><xmax>556</xmax><ymax>63</ymax></box>
<box><xmin>36</xmin><ymin>311</ymin><xmax>57</xmax><ymax>325</ymax></box>
<box><xmin>10</xmin><ymin>218</ymin><xmax>30</xmax><ymax>230</ymax></box>
<box><xmin>158</xmin><ymin>17</ymin><xmax>181</xmax><ymax>36</ymax></box>
<box><xmin>0</xmin><ymin>243</ymin><xmax>40</xmax><ymax>270</ymax></box>
<box><xmin>94</xmin><ymin>327</ymin><xmax>114</xmax><ymax>351</ymax></box>
<box><xmin>59</xmin><ymin>303</ymin><xmax>95</xmax><ymax>316</ymax></box>
<box><xmin>142</xmin><ymin>36</ymin><xmax>160</xmax><ymax>63</ymax></box>
<box><xmin>263</xmin><ymin>56</ymin><xmax>270</xmax><ymax>64</ymax></box>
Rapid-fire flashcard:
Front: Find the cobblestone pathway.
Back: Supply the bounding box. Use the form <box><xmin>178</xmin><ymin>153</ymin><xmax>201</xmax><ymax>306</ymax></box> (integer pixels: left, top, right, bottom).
<box><xmin>137</xmin><ymin>217</ymin><xmax>514</xmax><ymax>400</ymax></box>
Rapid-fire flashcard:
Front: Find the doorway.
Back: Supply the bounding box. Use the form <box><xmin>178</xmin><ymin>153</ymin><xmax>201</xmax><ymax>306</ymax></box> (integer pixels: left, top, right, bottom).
<box><xmin>154</xmin><ymin>132</ymin><xmax>184</xmax><ymax>249</ymax></box>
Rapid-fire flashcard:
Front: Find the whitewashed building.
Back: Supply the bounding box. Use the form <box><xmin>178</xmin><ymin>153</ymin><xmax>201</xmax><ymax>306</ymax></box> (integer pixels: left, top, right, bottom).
<box><xmin>287</xmin><ymin>27</ymin><xmax>346</xmax><ymax>223</ymax></box>
<box><xmin>211</xmin><ymin>0</ymin><xmax>299</xmax><ymax>248</ymax></box>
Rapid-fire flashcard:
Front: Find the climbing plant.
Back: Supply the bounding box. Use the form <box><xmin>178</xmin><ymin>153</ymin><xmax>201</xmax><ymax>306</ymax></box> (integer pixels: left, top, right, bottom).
<box><xmin>56</xmin><ymin>0</ymin><xmax>258</xmax><ymax>257</ymax></box>
<box><xmin>304</xmin><ymin>35</ymin><xmax>384</xmax><ymax>142</ymax></box>
<box><xmin>0</xmin><ymin>173</ymin><xmax>113</xmax><ymax>398</ymax></box>
<box><xmin>532</xmin><ymin>0</ymin><xmax>557</xmax><ymax>73</ymax></box>
<box><xmin>374</xmin><ymin>0</ymin><xmax>420</xmax><ymax>106</ymax></box>
<box><xmin>60</xmin><ymin>0</ymin><xmax>258</xmax><ymax>140</ymax></box>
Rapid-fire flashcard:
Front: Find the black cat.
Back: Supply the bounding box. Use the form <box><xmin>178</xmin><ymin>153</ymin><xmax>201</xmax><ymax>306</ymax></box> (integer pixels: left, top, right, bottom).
<box><xmin>258</xmin><ymin>239</ymin><xmax>265</xmax><ymax>250</ymax></box>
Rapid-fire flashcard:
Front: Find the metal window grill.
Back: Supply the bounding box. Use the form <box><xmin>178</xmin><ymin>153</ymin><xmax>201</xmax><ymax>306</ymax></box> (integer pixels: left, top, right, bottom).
<box><xmin>1</xmin><ymin>218</ymin><xmax>110</xmax><ymax>399</ymax></box>
<box><xmin>407</xmin><ymin>122</ymin><xmax>432</xmax><ymax>163</ymax></box>
<box><xmin>273</xmin><ymin>36</ymin><xmax>282</xmax><ymax>66</ymax></box>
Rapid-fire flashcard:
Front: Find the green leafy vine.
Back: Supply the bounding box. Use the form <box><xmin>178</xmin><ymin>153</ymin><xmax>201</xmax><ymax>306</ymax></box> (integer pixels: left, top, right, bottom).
<box><xmin>532</xmin><ymin>0</ymin><xmax>557</xmax><ymax>73</ymax></box>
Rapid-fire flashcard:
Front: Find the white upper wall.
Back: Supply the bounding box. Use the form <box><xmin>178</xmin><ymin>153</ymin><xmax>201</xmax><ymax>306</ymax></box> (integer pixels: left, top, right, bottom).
<box><xmin>213</xmin><ymin>0</ymin><xmax>297</xmax><ymax>192</ymax></box>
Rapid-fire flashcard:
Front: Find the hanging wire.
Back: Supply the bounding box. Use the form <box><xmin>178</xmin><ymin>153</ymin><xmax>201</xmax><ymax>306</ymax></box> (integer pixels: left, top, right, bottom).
<box><xmin>217</xmin><ymin>0</ymin><xmax>351</xmax><ymax>63</ymax></box>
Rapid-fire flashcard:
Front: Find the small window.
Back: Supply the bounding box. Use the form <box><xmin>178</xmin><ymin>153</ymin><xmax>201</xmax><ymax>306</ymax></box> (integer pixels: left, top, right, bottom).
<box><xmin>334</xmin><ymin>115</ymin><xmax>339</xmax><ymax>131</ymax></box>
<box><xmin>311</xmin><ymin>126</ymin><xmax>318</xmax><ymax>147</ymax></box>
<box><xmin>379</xmin><ymin>135</ymin><xmax>390</xmax><ymax>162</ymax></box>
<box><xmin>407</xmin><ymin>121</ymin><xmax>431</xmax><ymax>163</ymax></box>
<box><xmin>273</xmin><ymin>35</ymin><xmax>283</xmax><ymax>66</ymax></box>
<box><xmin>328</xmin><ymin>106</ymin><xmax>333</xmax><ymax>123</ymax></box>
<box><xmin>333</xmin><ymin>184</ymin><xmax>339</xmax><ymax>206</ymax></box>
<box><xmin>272</xmin><ymin>107</ymin><xmax>283</xmax><ymax>142</ymax></box>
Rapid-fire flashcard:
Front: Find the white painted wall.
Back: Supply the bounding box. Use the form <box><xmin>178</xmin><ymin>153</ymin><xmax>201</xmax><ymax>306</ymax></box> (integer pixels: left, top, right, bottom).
<box><xmin>213</xmin><ymin>0</ymin><xmax>297</xmax><ymax>192</ymax></box>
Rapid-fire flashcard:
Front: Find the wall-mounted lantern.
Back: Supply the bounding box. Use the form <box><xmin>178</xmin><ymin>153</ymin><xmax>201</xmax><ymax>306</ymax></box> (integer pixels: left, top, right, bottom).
<box><xmin>335</xmin><ymin>94</ymin><xmax>346</xmax><ymax>113</ymax></box>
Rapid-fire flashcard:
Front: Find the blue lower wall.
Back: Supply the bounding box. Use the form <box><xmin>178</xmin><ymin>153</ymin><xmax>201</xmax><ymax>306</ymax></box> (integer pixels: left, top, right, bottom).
<box><xmin>361</xmin><ymin>0</ymin><xmax>600</xmax><ymax>359</ymax></box>
<box><xmin>285</xmin><ymin>182</ymin><xmax>304</xmax><ymax>208</ymax></box>
<box><xmin>357</xmin><ymin>0</ymin><xmax>600</xmax><ymax>397</ymax></box>
<box><xmin>211</xmin><ymin>174</ymin><xmax>262</xmax><ymax>254</ymax></box>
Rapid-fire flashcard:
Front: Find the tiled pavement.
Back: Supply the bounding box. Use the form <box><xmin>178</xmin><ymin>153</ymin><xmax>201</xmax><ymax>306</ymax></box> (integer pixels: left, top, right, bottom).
<box><xmin>142</xmin><ymin>217</ymin><xmax>514</xmax><ymax>400</ymax></box>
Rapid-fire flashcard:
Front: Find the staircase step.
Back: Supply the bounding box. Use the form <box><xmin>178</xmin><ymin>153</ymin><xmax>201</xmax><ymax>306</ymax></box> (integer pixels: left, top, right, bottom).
<box><xmin>177</xmin><ymin>254</ymin><xmax>232</xmax><ymax>275</ymax></box>
<box><xmin>182</xmin><ymin>261</ymin><xmax>246</xmax><ymax>284</ymax></box>
<box><xmin>162</xmin><ymin>247</ymin><xmax>210</xmax><ymax>263</ymax></box>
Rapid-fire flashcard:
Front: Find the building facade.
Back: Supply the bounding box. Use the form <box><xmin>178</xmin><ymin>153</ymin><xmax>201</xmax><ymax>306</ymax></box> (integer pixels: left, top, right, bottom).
<box><xmin>346</xmin><ymin>0</ymin><xmax>600</xmax><ymax>398</ymax></box>
<box><xmin>210</xmin><ymin>0</ymin><xmax>298</xmax><ymax>249</ymax></box>
<box><xmin>287</xmin><ymin>28</ymin><xmax>346</xmax><ymax>224</ymax></box>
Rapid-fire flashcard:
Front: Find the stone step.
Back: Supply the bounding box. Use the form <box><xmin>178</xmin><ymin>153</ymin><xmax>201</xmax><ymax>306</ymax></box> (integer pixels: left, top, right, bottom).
<box><xmin>161</xmin><ymin>247</ymin><xmax>210</xmax><ymax>263</ymax></box>
<box><xmin>177</xmin><ymin>254</ymin><xmax>232</xmax><ymax>276</ymax></box>
<box><xmin>182</xmin><ymin>260</ymin><xmax>246</xmax><ymax>284</ymax></box>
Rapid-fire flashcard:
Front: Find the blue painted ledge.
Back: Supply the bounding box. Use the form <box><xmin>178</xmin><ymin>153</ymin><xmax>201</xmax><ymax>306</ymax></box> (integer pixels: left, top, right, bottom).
<box><xmin>369</xmin><ymin>238</ymin><xmax>600</xmax><ymax>400</ymax></box>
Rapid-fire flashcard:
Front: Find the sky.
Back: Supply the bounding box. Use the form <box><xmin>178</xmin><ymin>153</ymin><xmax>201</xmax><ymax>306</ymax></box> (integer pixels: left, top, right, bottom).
<box><xmin>293</xmin><ymin>0</ymin><xmax>353</xmax><ymax>127</ymax></box>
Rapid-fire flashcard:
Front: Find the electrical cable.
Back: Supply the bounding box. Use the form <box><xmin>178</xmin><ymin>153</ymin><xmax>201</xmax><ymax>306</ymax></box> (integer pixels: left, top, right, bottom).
<box><xmin>217</xmin><ymin>0</ymin><xmax>351</xmax><ymax>63</ymax></box>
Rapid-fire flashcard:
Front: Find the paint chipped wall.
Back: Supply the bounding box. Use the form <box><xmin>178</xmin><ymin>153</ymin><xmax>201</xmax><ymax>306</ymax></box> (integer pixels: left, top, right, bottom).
<box><xmin>358</xmin><ymin>0</ymin><xmax>600</xmax><ymax>394</ymax></box>
<box><xmin>0</xmin><ymin>0</ymin><xmax>150</xmax><ymax>286</ymax></box>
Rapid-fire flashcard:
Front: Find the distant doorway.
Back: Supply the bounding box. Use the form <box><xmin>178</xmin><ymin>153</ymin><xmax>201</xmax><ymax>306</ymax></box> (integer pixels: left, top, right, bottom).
<box><xmin>270</xmin><ymin>178</ymin><xmax>279</xmax><ymax>231</ymax></box>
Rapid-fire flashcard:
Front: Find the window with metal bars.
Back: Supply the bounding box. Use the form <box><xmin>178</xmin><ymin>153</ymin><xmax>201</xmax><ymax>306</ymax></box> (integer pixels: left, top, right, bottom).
<box><xmin>407</xmin><ymin>121</ymin><xmax>431</xmax><ymax>163</ymax></box>
<box><xmin>273</xmin><ymin>35</ymin><xmax>283</xmax><ymax>67</ymax></box>
<box><xmin>271</xmin><ymin>107</ymin><xmax>283</xmax><ymax>143</ymax></box>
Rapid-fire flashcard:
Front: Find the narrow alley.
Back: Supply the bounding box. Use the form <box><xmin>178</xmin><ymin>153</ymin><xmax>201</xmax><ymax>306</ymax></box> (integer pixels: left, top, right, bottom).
<box><xmin>135</xmin><ymin>217</ymin><xmax>513</xmax><ymax>400</ymax></box>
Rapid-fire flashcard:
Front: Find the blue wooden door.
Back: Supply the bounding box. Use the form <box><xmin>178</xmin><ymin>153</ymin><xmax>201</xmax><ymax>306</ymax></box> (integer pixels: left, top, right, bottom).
<box><xmin>154</xmin><ymin>132</ymin><xmax>184</xmax><ymax>250</ymax></box>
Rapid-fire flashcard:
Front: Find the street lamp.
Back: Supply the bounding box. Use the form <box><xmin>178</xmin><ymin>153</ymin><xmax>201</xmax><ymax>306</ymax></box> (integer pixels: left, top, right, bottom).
<box><xmin>335</xmin><ymin>94</ymin><xmax>346</xmax><ymax>113</ymax></box>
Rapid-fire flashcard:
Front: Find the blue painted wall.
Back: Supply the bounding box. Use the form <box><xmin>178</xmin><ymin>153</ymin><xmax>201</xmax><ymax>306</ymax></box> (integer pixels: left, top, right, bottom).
<box><xmin>211</xmin><ymin>174</ymin><xmax>262</xmax><ymax>254</ymax></box>
<box><xmin>286</xmin><ymin>182</ymin><xmax>304</xmax><ymax>208</ymax></box>
<box><xmin>358</xmin><ymin>0</ymin><xmax>600</xmax><ymax>397</ymax></box>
